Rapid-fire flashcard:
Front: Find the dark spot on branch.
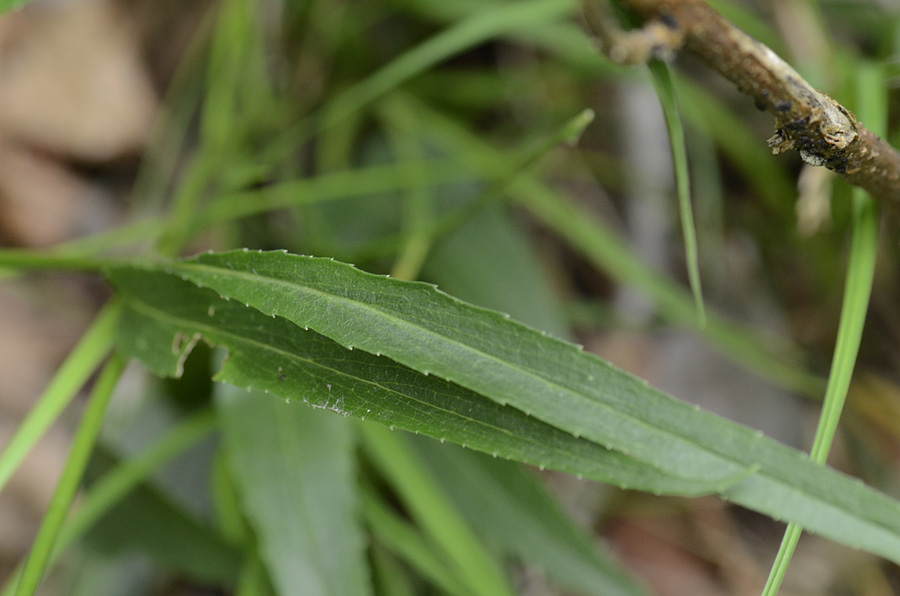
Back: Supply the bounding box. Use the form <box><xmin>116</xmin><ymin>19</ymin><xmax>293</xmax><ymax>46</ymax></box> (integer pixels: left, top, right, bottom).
<box><xmin>776</xmin><ymin>100</ymin><xmax>792</xmax><ymax>112</ymax></box>
<box><xmin>754</xmin><ymin>98</ymin><xmax>766</xmax><ymax>111</ymax></box>
<box><xmin>828</xmin><ymin>155</ymin><xmax>850</xmax><ymax>173</ymax></box>
<box><xmin>786</xmin><ymin>117</ymin><xmax>809</xmax><ymax>131</ymax></box>
<box><xmin>659</xmin><ymin>11</ymin><xmax>679</xmax><ymax>30</ymax></box>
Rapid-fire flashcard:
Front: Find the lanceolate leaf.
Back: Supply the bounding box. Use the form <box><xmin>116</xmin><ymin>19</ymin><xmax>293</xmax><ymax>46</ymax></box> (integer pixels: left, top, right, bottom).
<box><xmin>108</xmin><ymin>253</ymin><xmax>900</xmax><ymax>563</ymax></box>
<box><xmin>109</xmin><ymin>268</ymin><xmax>703</xmax><ymax>494</ymax></box>
<box><xmin>160</xmin><ymin>251</ymin><xmax>742</xmax><ymax>486</ymax></box>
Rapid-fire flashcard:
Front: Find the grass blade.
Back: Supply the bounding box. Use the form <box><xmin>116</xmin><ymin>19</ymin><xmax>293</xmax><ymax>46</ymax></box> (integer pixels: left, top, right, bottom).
<box><xmin>15</xmin><ymin>355</ymin><xmax>125</xmax><ymax>596</ymax></box>
<box><xmin>648</xmin><ymin>60</ymin><xmax>706</xmax><ymax>327</ymax></box>
<box><xmin>0</xmin><ymin>301</ymin><xmax>121</xmax><ymax>495</ymax></box>
<box><xmin>761</xmin><ymin>60</ymin><xmax>884</xmax><ymax>596</ymax></box>
<box><xmin>362</xmin><ymin>484</ymin><xmax>472</xmax><ymax>596</ymax></box>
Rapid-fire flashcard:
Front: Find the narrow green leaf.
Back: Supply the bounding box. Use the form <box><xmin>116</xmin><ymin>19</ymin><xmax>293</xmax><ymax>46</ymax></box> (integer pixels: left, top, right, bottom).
<box><xmin>109</xmin><ymin>267</ymin><xmax>704</xmax><ymax>494</ymax></box>
<box><xmin>218</xmin><ymin>387</ymin><xmax>372</xmax><ymax>596</ymax></box>
<box><xmin>0</xmin><ymin>302</ymin><xmax>120</xmax><ymax>495</ymax></box>
<box><xmin>761</xmin><ymin>60</ymin><xmax>885</xmax><ymax>596</ymax></box>
<box><xmin>648</xmin><ymin>60</ymin><xmax>706</xmax><ymax>327</ymax></box>
<box><xmin>107</xmin><ymin>255</ymin><xmax>900</xmax><ymax>563</ymax></box>
<box><xmin>154</xmin><ymin>251</ymin><xmax>780</xmax><ymax>488</ymax></box>
<box><xmin>16</xmin><ymin>356</ymin><xmax>125</xmax><ymax>596</ymax></box>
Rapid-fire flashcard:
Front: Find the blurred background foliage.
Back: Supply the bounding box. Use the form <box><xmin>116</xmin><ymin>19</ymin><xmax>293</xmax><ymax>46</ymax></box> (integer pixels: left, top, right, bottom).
<box><xmin>3</xmin><ymin>0</ymin><xmax>900</xmax><ymax>594</ymax></box>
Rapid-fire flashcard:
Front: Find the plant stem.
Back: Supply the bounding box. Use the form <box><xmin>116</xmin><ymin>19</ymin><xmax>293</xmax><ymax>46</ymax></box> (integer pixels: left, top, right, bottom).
<box><xmin>761</xmin><ymin>62</ymin><xmax>883</xmax><ymax>596</ymax></box>
<box><xmin>15</xmin><ymin>354</ymin><xmax>126</xmax><ymax>596</ymax></box>
<box><xmin>761</xmin><ymin>183</ymin><xmax>879</xmax><ymax>595</ymax></box>
<box><xmin>0</xmin><ymin>251</ymin><xmax>116</xmax><ymax>272</ymax></box>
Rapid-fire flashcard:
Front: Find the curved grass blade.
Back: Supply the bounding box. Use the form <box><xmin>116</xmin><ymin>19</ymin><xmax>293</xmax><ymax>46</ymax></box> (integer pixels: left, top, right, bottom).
<box><xmin>648</xmin><ymin>60</ymin><xmax>706</xmax><ymax>327</ymax></box>
<box><xmin>15</xmin><ymin>356</ymin><xmax>126</xmax><ymax>596</ymax></box>
<box><xmin>761</xmin><ymin>61</ymin><xmax>885</xmax><ymax>596</ymax></box>
<box><xmin>108</xmin><ymin>254</ymin><xmax>900</xmax><ymax>563</ymax></box>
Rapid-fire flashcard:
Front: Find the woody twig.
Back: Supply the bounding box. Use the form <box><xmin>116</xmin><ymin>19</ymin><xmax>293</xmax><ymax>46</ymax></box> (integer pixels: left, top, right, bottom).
<box><xmin>582</xmin><ymin>0</ymin><xmax>900</xmax><ymax>207</ymax></box>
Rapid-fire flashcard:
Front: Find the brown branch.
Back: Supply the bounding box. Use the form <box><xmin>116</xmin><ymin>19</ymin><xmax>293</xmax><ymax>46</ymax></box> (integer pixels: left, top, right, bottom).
<box><xmin>582</xmin><ymin>0</ymin><xmax>900</xmax><ymax>207</ymax></box>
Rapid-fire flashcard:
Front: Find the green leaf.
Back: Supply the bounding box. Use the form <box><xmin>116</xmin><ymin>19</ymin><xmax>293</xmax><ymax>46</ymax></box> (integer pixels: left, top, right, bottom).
<box><xmin>149</xmin><ymin>252</ymin><xmax>778</xmax><ymax>483</ymax></box>
<box><xmin>414</xmin><ymin>438</ymin><xmax>649</xmax><ymax>596</ymax></box>
<box><xmin>108</xmin><ymin>254</ymin><xmax>900</xmax><ymax>563</ymax></box>
<box><xmin>109</xmin><ymin>267</ymin><xmax>702</xmax><ymax>494</ymax></box>
<box><xmin>217</xmin><ymin>387</ymin><xmax>372</xmax><ymax>596</ymax></box>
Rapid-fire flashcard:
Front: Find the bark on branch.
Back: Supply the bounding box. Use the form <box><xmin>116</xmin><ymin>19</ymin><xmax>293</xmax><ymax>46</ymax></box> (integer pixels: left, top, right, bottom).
<box><xmin>582</xmin><ymin>0</ymin><xmax>900</xmax><ymax>207</ymax></box>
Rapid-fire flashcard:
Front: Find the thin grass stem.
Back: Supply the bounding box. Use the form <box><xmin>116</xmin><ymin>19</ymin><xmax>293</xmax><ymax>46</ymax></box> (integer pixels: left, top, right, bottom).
<box><xmin>0</xmin><ymin>301</ymin><xmax>121</xmax><ymax>494</ymax></box>
<box><xmin>760</xmin><ymin>61</ymin><xmax>884</xmax><ymax>596</ymax></box>
<box><xmin>649</xmin><ymin>60</ymin><xmax>706</xmax><ymax>327</ymax></box>
<box><xmin>14</xmin><ymin>354</ymin><xmax>126</xmax><ymax>596</ymax></box>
